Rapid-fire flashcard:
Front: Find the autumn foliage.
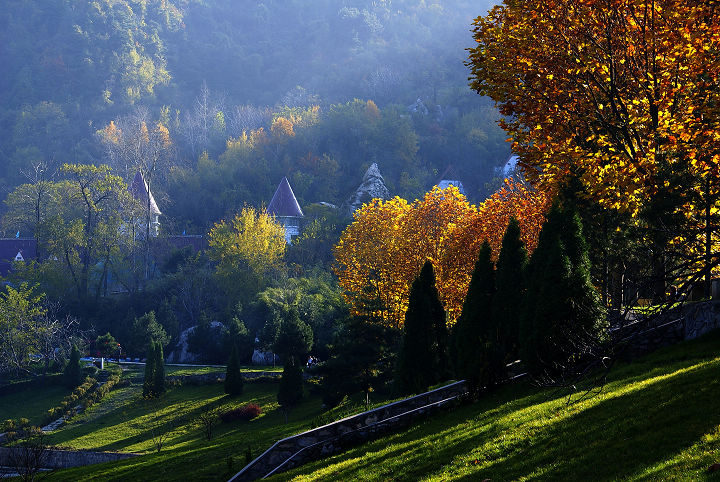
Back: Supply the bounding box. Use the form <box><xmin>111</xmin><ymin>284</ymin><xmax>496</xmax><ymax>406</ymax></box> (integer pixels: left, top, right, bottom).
<box><xmin>468</xmin><ymin>0</ymin><xmax>720</xmax><ymax>219</ymax></box>
<box><xmin>333</xmin><ymin>180</ymin><xmax>549</xmax><ymax>328</ymax></box>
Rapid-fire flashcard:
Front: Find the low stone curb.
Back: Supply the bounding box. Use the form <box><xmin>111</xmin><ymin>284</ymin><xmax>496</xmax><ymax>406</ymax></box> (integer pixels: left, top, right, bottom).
<box><xmin>229</xmin><ymin>380</ymin><xmax>468</xmax><ymax>482</ymax></box>
<box><xmin>0</xmin><ymin>447</ymin><xmax>138</xmax><ymax>470</ymax></box>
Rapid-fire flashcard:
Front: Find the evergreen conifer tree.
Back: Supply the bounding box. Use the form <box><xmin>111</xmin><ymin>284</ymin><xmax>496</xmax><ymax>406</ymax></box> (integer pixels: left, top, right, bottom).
<box><xmin>153</xmin><ymin>342</ymin><xmax>165</xmax><ymax>396</ymax></box>
<box><xmin>520</xmin><ymin>201</ymin><xmax>606</xmax><ymax>379</ymax></box>
<box><xmin>321</xmin><ymin>315</ymin><xmax>396</xmax><ymax>409</ymax></box>
<box><xmin>273</xmin><ymin>308</ymin><xmax>313</xmax><ymax>361</ymax></box>
<box><xmin>224</xmin><ymin>345</ymin><xmax>244</xmax><ymax>396</ymax></box>
<box><xmin>493</xmin><ymin>217</ymin><xmax>528</xmax><ymax>362</ymax></box>
<box><xmin>451</xmin><ymin>241</ymin><xmax>495</xmax><ymax>392</ymax></box>
<box><xmin>396</xmin><ymin>260</ymin><xmax>447</xmax><ymax>395</ymax></box>
<box><xmin>64</xmin><ymin>345</ymin><xmax>83</xmax><ymax>388</ymax></box>
<box><xmin>277</xmin><ymin>356</ymin><xmax>304</xmax><ymax>423</ymax></box>
<box><xmin>143</xmin><ymin>341</ymin><xmax>156</xmax><ymax>398</ymax></box>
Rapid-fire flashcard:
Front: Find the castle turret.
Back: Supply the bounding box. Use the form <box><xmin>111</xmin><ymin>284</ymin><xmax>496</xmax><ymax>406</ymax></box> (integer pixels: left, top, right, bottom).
<box><xmin>267</xmin><ymin>177</ymin><xmax>304</xmax><ymax>244</ymax></box>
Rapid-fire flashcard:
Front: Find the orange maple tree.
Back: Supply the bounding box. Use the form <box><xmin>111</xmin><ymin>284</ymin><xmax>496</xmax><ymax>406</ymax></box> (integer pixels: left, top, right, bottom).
<box><xmin>468</xmin><ymin>0</ymin><xmax>720</xmax><ymax>216</ymax></box>
<box><xmin>334</xmin><ymin>182</ymin><xmax>549</xmax><ymax>327</ymax></box>
<box><xmin>468</xmin><ymin>1</ymin><xmax>720</xmax><ymax>293</ymax></box>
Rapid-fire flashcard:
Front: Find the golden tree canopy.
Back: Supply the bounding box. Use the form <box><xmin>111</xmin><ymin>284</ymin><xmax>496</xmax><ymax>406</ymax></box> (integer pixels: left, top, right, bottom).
<box><xmin>334</xmin><ymin>182</ymin><xmax>549</xmax><ymax>328</ymax></box>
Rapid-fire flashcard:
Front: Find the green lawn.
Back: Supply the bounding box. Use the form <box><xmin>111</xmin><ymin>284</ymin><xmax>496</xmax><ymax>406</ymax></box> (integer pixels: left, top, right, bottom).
<box><xmin>273</xmin><ymin>330</ymin><xmax>720</xmax><ymax>481</ymax></box>
<box><xmin>163</xmin><ymin>365</ymin><xmax>281</xmax><ymax>377</ymax></box>
<box><xmin>0</xmin><ymin>381</ymin><xmax>70</xmax><ymax>426</ymax></box>
<box><xmin>44</xmin><ymin>375</ymin><xmax>346</xmax><ymax>481</ymax></box>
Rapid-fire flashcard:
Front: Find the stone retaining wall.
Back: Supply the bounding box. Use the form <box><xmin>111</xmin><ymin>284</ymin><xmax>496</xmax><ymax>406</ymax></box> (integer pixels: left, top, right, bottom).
<box><xmin>166</xmin><ymin>371</ymin><xmax>282</xmax><ymax>385</ymax></box>
<box><xmin>612</xmin><ymin>300</ymin><xmax>720</xmax><ymax>357</ymax></box>
<box><xmin>229</xmin><ymin>380</ymin><xmax>468</xmax><ymax>482</ymax></box>
<box><xmin>0</xmin><ymin>447</ymin><xmax>137</xmax><ymax>470</ymax></box>
<box><xmin>682</xmin><ymin>301</ymin><xmax>720</xmax><ymax>340</ymax></box>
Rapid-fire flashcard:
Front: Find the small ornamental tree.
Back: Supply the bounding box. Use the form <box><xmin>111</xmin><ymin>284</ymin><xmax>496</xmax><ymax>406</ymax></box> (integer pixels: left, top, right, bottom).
<box><xmin>321</xmin><ymin>315</ymin><xmax>397</xmax><ymax>409</ymax></box>
<box><xmin>153</xmin><ymin>342</ymin><xmax>165</xmax><ymax>396</ymax></box>
<box><xmin>143</xmin><ymin>341</ymin><xmax>156</xmax><ymax>398</ymax></box>
<box><xmin>95</xmin><ymin>332</ymin><xmax>117</xmax><ymax>358</ymax></box>
<box><xmin>63</xmin><ymin>345</ymin><xmax>83</xmax><ymax>388</ymax></box>
<box><xmin>224</xmin><ymin>345</ymin><xmax>244</xmax><ymax>396</ymax></box>
<box><xmin>396</xmin><ymin>260</ymin><xmax>447</xmax><ymax>395</ymax></box>
<box><xmin>452</xmin><ymin>241</ymin><xmax>495</xmax><ymax>392</ymax></box>
<box><xmin>273</xmin><ymin>308</ymin><xmax>313</xmax><ymax>362</ymax></box>
<box><xmin>277</xmin><ymin>356</ymin><xmax>303</xmax><ymax>423</ymax></box>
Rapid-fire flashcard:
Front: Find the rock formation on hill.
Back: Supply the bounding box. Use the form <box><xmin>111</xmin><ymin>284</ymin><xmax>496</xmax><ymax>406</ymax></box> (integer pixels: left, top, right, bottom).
<box><xmin>343</xmin><ymin>163</ymin><xmax>390</xmax><ymax>216</ymax></box>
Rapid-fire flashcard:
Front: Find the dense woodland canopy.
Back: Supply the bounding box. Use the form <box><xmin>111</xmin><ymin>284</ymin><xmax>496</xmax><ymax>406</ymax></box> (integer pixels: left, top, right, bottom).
<box><xmin>0</xmin><ymin>0</ymin><xmax>516</xmax><ymax>372</ymax></box>
<box><xmin>0</xmin><ymin>0</ymin><xmax>506</xmax><ymax>234</ymax></box>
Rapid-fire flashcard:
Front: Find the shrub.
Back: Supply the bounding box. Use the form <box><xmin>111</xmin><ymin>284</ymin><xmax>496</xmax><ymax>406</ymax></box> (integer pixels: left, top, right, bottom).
<box><xmin>220</xmin><ymin>403</ymin><xmax>262</xmax><ymax>423</ymax></box>
<box><xmin>3</xmin><ymin>419</ymin><xmax>16</xmax><ymax>431</ymax></box>
<box><xmin>18</xmin><ymin>418</ymin><xmax>30</xmax><ymax>428</ymax></box>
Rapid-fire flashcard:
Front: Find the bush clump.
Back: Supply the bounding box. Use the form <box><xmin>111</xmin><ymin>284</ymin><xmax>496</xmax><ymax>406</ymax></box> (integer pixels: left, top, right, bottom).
<box><xmin>220</xmin><ymin>403</ymin><xmax>262</xmax><ymax>423</ymax></box>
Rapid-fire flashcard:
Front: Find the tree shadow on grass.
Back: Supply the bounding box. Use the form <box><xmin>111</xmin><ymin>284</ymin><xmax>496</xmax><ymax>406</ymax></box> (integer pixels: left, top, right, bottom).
<box><xmin>276</xmin><ymin>348</ymin><xmax>720</xmax><ymax>481</ymax></box>
<box><xmin>455</xmin><ymin>358</ymin><xmax>720</xmax><ymax>481</ymax></box>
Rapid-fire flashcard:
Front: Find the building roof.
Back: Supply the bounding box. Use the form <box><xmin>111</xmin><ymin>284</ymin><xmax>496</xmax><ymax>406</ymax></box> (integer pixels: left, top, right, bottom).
<box><xmin>129</xmin><ymin>171</ymin><xmax>161</xmax><ymax>215</ymax></box>
<box><xmin>0</xmin><ymin>238</ymin><xmax>37</xmax><ymax>276</ymax></box>
<box><xmin>267</xmin><ymin>177</ymin><xmax>304</xmax><ymax>218</ymax></box>
<box><xmin>437</xmin><ymin>180</ymin><xmax>466</xmax><ymax>196</ymax></box>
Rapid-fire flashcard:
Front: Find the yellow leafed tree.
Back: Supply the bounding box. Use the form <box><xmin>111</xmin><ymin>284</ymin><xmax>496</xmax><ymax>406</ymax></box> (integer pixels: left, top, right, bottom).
<box><xmin>334</xmin><ymin>183</ymin><xmax>549</xmax><ymax>328</ymax></box>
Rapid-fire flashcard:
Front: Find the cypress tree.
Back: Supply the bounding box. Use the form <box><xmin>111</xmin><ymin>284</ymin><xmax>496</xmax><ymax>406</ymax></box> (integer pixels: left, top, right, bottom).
<box><xmin>396</xmin><ymin>260</ymin><xmax>447</xmax><ymax>395</ymax></box>
<box><xmin>64</xmin><ymin>345</ymin><xmax>83</xmax><ymax>388</ymax></box>
<box><xmin>277</xmin><ymin>356</ymin><xmax>304</xmax><ymax>423</ymax></box>
<box><xmin>452</xmin><ymin>241</ymin><xmax>495</xmax><ymax>392</ymax></box>
<box><xmin>493</xmin><ymin>217</ymin><xmax>528</xmax><ymax>362</ymax></box>
<box><xmin>224</xmin><ymin>345</ymin><xmax>244</xmax><ymax>396</ymax></box>
<box><xmin>153</xmin><ymin>342</ymin><xmax>166</xmax><ymax>396</ymax></box>
<box><xmin>143</xmin><ymin>341</ymin><xmax>156</xmax><ymax>398</ymax></box>
<box><xmin>521</xmin><ymin>201</ymin><xmax>606</xmax><ymax>379</ymax></box>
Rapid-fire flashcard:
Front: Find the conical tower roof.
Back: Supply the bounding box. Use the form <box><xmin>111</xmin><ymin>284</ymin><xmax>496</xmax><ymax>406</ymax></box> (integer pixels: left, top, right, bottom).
<box><xmin>129</xmin><ymin>171</ymin><xmax>161</xmax><ymax>215</ymax></box>
<box><xmin>267</xmin><ymin>177</ymin><xmax>303</xmax><ymax>218</ymax></box>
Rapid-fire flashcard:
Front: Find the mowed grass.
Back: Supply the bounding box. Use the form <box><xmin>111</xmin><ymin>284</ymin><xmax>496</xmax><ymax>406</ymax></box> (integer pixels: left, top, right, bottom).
<box><xmin>274</xmin><ymin>330</ymin><xmax>720</xmax><ymax>481</ymax></box>
<box><xmin>43</xmin><ymin>370</ymin><xmax>334</xmax><ymax>481</ymax></box>
<box><xmin>0</xmin><ymin>381</ymin><xmax>70</xmax><ymax>425</ymax></box>
<box><xmin>164</xmin><ymin>365</ymin><xmax>282</xmax><ymax>377</ymax></box>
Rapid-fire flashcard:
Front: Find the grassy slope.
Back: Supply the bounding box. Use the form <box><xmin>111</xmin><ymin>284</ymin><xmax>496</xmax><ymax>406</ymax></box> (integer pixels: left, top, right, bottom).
<box><xmin>0</xmin><ymin>384</ymin><xmax>70</xmax><ymax>425</ymax></box>
<box><xmin>44</xmin><ymin>367</ymin><xmax>381</xmax><ymax>481</ymax></box>
<box><xmin>275</xmin><ymin>331</ymin><xmax>720</xmax><ymax>481</ymax></box>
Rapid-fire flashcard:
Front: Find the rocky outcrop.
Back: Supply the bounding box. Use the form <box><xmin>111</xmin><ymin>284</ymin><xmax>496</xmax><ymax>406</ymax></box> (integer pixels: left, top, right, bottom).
<box><xmin>251</xmin><ymin>349</ymin><xmax>278</xmax><ymax>366</ymax></box>
<box><xmin>343</xmin><ymin>163</ymin><xmax>390</xmax><ymax>216</ymax></box>
<box><xmin>166</xmin><ymin>321</ymin><xmax>224</xmax><ymax>363</ymax></box>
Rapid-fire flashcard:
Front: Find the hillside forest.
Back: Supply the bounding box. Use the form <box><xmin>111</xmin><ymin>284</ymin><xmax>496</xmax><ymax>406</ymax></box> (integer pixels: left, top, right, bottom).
<box><xmin>0</xmin><ymin>0</ymin><xmax>513</xmax><ymax>372</ymax></box>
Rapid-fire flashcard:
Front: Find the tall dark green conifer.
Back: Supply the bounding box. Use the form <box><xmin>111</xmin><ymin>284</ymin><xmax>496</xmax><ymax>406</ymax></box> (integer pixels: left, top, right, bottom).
<box><xmin>224</xmin><ymin>345</ymin><xmax>244</xmax><ymax>396</ymax></box>
<box><xmin>277</xmin><ymin>356</ymin><xmax>304</xmax><ymax>423</ymax></box>
<box><xmin>64</xmin><ymin>345</ymin><xmax>83</xmax><ymax>388</ymax></box>
<box><xmin>521</xmin><ymin>201</ymin><xmax>606</xmax><ymax>379</ymax></box>
<box><xmin>143</xmin><ymin>341</ymin><xmax>156</xmax><ymax>398</ymax></box>
<box><xmin>493</xmin><ymin>217</ymin><xmax>528</xmax><ymax>361</ymax></box>
<box><xmin>153</xmin><ymin>343</ymin><xmax>165</xmax><ymax>396</ymax></box>
<box><xmin>396</xmin><ymin>260</ymin><xmax>447</xmax><ymax>395</ymax></box>
<box><xmin>452</xmin><ymin>241</ymin><xmax>495</xmax><ymax>391</ymax></box>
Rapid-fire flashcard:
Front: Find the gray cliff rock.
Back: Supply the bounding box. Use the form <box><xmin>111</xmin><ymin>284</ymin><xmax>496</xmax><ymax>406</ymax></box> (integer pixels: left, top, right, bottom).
<box><xmin>343</xmin><ymin>163</ymin><xmax>390</xmax><ymax>216</ymax></box>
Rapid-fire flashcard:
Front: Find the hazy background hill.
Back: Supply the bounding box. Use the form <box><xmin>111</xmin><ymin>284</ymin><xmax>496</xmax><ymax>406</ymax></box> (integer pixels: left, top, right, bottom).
<box><xmin>0</xmin><ymin>0</ymin><xmax>504</xmax><ymax>232</ymax></box>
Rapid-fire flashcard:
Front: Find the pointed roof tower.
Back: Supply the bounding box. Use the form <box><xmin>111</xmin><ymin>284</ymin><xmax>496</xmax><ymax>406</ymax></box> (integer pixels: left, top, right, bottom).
<box><xmin>129</xmin><ymin>171</ymin><xmax>161</xmax><ymax>215</ymax></box>
<box><xmin>267</xmin><ymin>177</ymin><xmax>304</xmax><ymax>218</ymax></box>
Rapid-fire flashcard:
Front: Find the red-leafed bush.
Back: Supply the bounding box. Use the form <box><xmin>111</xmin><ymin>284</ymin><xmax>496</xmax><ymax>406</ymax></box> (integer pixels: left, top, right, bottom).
<box><xmin>220</xmin><ymin>403</ymin><xmax>262</xmax><ymax>423</ymax></box>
